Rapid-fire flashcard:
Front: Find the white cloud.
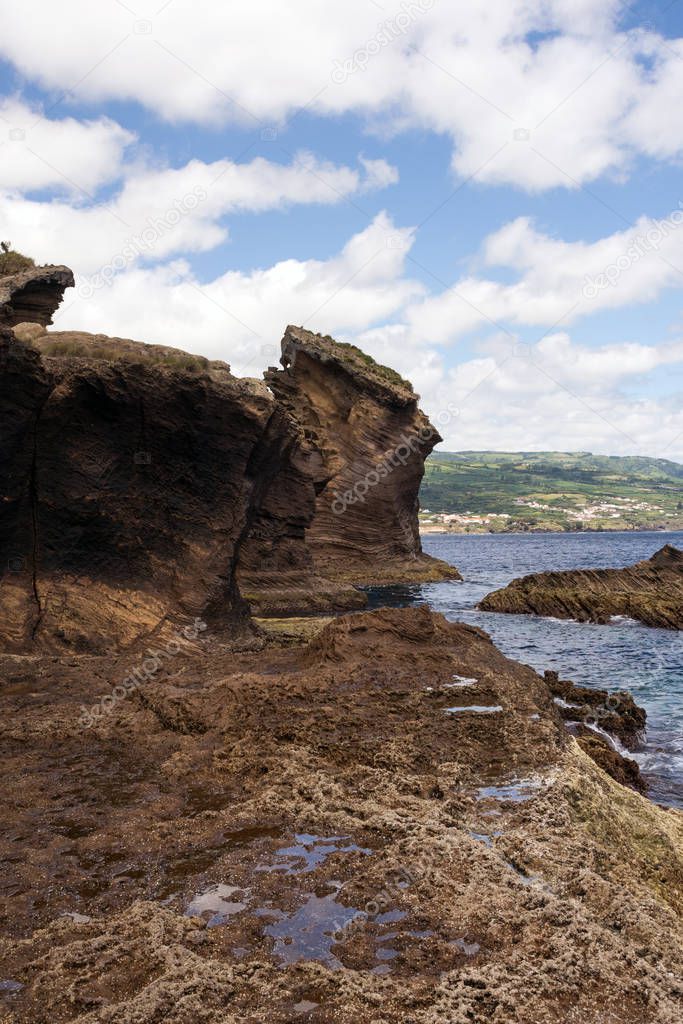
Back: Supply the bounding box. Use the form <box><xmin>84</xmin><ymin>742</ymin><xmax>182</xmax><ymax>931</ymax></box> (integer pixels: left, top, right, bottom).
<box><xmin>54</xmin><ymin>213</ymin><xmax>423</xmax><ymax>375</ymax></box>
<box><xmin>45</xmin><ymin>210</ymin><xmax>683</xmax><ymax>460</ymax></box>
<box><xmin>0</xmin><ymin>151</ymin><xmax>398</xmax><ymax>274</ymax></box>
<box><xmin>404</xmin><ymin>210</ymin><xmax>683</xmax><ymax>344</ymax></box>
<box><xmin>0</xmin><ymin>98</ymin><xmax>133</xmax><ymax>193</ymax></box>
<box><xmin>416</xmin><ymin>333</ymin><xmax>683</xmax><ymax>460</ymax></box>
<box><xmin>1</xmin><ymin>1</ymin><xmax>682</xmax><ymax>190</ymax></box>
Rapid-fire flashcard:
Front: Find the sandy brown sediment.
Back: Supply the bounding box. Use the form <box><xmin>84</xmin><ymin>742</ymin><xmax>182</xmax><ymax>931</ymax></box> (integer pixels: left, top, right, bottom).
<box><xmin>0</xmin><ymin>607</ymin><xmax>681</xmax><ymax>1023</ymax></box>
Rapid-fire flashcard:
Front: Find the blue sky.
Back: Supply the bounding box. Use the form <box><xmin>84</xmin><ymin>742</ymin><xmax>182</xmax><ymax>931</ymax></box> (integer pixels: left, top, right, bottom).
<box><xmin>1</xmin><ymin>0</ymin><xmax>683</xmax><ymax>458</ymax></box>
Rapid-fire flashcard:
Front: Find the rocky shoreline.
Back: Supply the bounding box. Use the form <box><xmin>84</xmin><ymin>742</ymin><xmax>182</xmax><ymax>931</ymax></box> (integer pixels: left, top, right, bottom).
<box><xmin>479</xmin><ymin>544</ymin><xmax>683</xmax><ymax>630</ymax></box>
<box><xmin>2</xmin><ymin>608</ymin><xmax>683</xmax><ymax>1023</ymax></box>
<box><xmin>1</xmin><ymin>265</ymin><xmax>681</xmax><ymax>1023</ymax></box>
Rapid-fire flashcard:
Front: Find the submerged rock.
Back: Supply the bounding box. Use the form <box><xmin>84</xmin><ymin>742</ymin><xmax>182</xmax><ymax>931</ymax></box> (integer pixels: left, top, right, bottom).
<box><xmin>479</xmin><ymin>543</ymin><xmax>683</xmax><ymax>629</ymax></box>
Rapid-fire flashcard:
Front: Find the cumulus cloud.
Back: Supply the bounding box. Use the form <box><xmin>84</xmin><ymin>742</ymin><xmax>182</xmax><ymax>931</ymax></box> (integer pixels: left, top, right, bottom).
<box><xmin>0</xmin><ymin>151</ymin><xmax>398</xmax><ymax>274</ymax></box>
<box><xmin>411</xmin><ymin>333</ymin><xmax>683</xmax><ymax>461</ymax></box>
<box><xmin>1</xmin><ymin>1</ymin><xmax>683</xmax><ymax>189</ymax></box>
<box><xmin>405</xmin><ymin>209</ymin><xmax>683</xmax><ymax>343</ymax></box>
<box><xmin>46</xmin><ymin>212</ymin><xmax>683</xmax><ymax>460</ymax></box>
<box><xmin>0</xmin><ymin>98</ymin><xmax>134</xmax><ymax>193</ymax></box>
<box><xmin>54</xmin><ymin>213</ymin><xmax>423</xmax><ymax>375</ymax></box>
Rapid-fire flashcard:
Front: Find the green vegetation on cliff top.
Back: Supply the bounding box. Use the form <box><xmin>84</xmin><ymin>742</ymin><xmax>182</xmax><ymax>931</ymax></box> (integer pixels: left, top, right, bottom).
<box><xmin>420</xmin><ymin>451</ymin><xmax>683</xmax><ymax>532</ymax></box>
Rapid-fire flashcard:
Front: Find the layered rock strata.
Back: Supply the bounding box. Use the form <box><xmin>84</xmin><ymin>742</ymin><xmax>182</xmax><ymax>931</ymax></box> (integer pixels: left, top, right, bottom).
<box><xmin>0</xmin><ymin>327</ymin><xmax>330</xmax><ymax>651</ymax></box>
<box><xmin>266</xmin><ymin>326</ymin><xmax>461</xmax><ymax>584</ymax></box>
<box><xmin>0</xmin><ymin>264</ymin><xmax>74</xmax><ymax>327</ymax></box>
<box><xmin>480</xmin><ymin>544</ymin><xmax>683</xmax><ymax>629</ymax></box>
<box><xmin>1</xmin><ymin>269</ymin><xmax>456</xmax><ymax>649</ymax></box>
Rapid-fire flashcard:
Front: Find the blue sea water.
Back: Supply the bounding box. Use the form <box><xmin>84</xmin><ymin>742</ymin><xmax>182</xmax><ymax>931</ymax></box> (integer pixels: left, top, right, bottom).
<box><xmin>364</xmin><ymin>531</ymin><xmax>683</xmax><ymax>808</ymax></box>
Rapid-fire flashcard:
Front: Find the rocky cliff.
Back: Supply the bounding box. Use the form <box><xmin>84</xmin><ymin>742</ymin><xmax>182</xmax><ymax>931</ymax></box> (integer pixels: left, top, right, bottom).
<box><xmin>266</xmin><ymin>325</ymin><xmax>460</xmax><ymax>584</ymax></box>
<box><xmin>0</xmin><ymin>269</ymin><xmax>455</xmax><ymax>650</ymax></box>
<box><xmin>479</xmin><ymin>543</ymin><xmax>683</xmax><ymax>629</ymax></box>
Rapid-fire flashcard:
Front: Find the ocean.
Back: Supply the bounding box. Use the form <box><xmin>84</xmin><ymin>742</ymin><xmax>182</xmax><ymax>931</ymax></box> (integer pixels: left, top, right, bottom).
<box><xmin>364</xmin><ymin>531</ymin><xmax>683</xmax><ymax>808</ymax></box>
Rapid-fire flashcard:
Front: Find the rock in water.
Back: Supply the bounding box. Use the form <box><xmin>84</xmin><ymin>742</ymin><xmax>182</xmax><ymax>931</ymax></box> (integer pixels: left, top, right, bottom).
<box><xmin>479</xmin><ymin>544</ymin><xmax>683</xmax><ymax>629</ymax></box>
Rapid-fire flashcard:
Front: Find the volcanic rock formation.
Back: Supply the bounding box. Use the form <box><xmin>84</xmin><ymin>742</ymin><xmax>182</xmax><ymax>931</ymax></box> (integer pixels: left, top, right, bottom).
<box><xmin>0</xmin><ymin>268</ymin><xmax>455</xmax><ymax>649</ymax></box>
<box><xmin>0</xmin><ymin>264</ymin><xmax>74</xmax><ymax>328</ymax></box>
<box><xmin>1</xmin><ymin>606</ymin><xmax>681</xmax><ymax>1023</ymax></box>
<box><xmin>479</xmin><ymin>544</ymin><xmax>683</xmax><ymax>629</ymax></box>
<box><xmin>265</xmin><ymin>325</ymin><xmax>461</xmax><ymax>585</ymax></box>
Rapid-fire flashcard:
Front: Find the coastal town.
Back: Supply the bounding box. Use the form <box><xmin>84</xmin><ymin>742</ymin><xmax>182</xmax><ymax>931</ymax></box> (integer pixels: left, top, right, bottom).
<box><xmin>420</xmin><ymin>495</ymin><xmax>683</xmax><ymax>533</ymax></box>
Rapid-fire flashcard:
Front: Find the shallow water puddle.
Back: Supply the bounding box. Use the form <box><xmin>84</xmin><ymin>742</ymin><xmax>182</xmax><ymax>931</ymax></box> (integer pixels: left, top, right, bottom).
<box><xmin>445</xmin><ymin>705</ymin><xmax>503</xmax><ymax>714</ymax></box>
<box><xmin>185</xmin><ymin>884</ymin><xmax>249</xmax><ymax>927</ymax></box>
<box><xmin>446</xmin><ymin>675</ymin><xmax>478</xmax><ymax>688</ymax></box>
<box><xmin>293</xmin><ymin>1001</ymin><xmax>319</xmax><ymax>1016</ymax></box>
<box><xmin>0</xmin><ymin>981</ymin><xmax>23</xmax><ymax>994</ymax></box>
<box><xmin>256</xmin><ymin>834</ymin><xmax>372</xmax><ymax>875</ymax></box>
<box><xmin>264</xmin><ymin>887</ymin><xmax>359</xmax><ymax>969</ymax></box>
<box><xmin>375</xmin><ymin>909</ymin><xmax>407</xmax><ymax>925</ymax></box>
<box><xmin>60</xmin><ymin>911</ymin><xmax>91</xmax><ymax>924</ymax></box>
<box><xmin>475</xmin><ymin>780</ymin><xmax>541</xmax><ymax>802</ymax></box>
<box><xmin>469</xmin><ymin>830</ymin><xmax>502</xmax><ymax>848</ymax></box>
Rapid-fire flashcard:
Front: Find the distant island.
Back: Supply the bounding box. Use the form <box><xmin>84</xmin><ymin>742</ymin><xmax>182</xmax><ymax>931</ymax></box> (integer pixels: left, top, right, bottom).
<box><xmin>420</xmin><ymin>451</ymin><xmax>683</xmax><ymax>533</ymax></box>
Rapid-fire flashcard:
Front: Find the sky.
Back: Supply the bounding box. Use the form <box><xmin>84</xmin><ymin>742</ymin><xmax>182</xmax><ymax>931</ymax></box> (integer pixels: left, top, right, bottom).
<box><xmin>1</xmin><ymin>0</ymin><xmax>683</xmax><ymax>459</ymax></box>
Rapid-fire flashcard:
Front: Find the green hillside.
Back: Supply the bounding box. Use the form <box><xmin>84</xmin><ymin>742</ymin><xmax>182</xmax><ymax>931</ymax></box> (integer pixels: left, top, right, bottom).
<box><xmin>420</xmin><ymin>451</ymin><xmax>683</xmax><ymax>533</ymax></box>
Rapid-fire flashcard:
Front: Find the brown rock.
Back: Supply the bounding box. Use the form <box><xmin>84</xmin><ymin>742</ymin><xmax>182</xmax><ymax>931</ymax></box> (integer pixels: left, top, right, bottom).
<box><xmin>0</xmin><ymin>329</ymin><xmax>354</xmax><ymax>651</ymax></box>
<box><xmin>479</xmin><ymin>544</ymin><xmax>683</xmax><ymax>629</ymax></box>
<box><xmin>1</xmin><ymin>281</ymin><xmax>463</xmax><ymax>647</ymax></box>
<box><xmin>0</xmin><ymin>264</ymin><xmax>74</xmax><ymax>327</ymax></box>
<box><xmin>0</xmin><ymin>606</ymin><xmax>681</xmax><ymax>1023</ymax></box>
<box><xmin>265</xmin><ymin>325</ymin><xmax>461</xmax><ymax>585</ymax></box>
<box><xmin>572</xmin><ymin>725</ymin><xmax>647</xmax><ymax>793</ymax></box>
<box><xmin>544</xmin><ymin>669</ymin><xmax>646</xmax><ymax>750</ymax></box>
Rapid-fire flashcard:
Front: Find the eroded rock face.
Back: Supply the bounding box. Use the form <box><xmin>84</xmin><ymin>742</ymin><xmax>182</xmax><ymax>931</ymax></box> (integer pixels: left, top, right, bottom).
<box><xmin>266</xmin><ymin>326</ymin><xmax>461</xmax><ymax>584</ymax></box>
<box><xmin>1</xmin><ymin>284</ymin><xmax>461</xmax><ymax>648</ymax></box>
<box><xmin>0</xmin><ymin>329</ymin><xmax>350</xmax><ymax>651</ymax></box>
<box><xmin>479</xmin><ymin>544</ymin><xmax>683</xmax><ymax>629</ymax></box>
<box><xmin>0</xmin><ymin>265</ymin><xmax>74</xmax><ymax>327</ymax></box>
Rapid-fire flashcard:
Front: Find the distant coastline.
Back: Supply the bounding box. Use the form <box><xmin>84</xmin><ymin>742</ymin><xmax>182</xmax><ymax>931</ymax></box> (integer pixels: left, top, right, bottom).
<box><xmin>420</xmin><ymin>524</ymin><xmax>683</xmax><ymax>536</ymax></box>
<box><xmin>420</xmin><ymin>450</ymin><xmax>683</xmax><ymax>535</ymax></box>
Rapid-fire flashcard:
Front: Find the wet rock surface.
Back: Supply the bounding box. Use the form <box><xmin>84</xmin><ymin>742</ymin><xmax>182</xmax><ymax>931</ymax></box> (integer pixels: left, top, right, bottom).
<box><xmin>544</xmin><ymin>670</ymin><xmax>647</xmax><ymax>749</ymax></box>
<box><xmin>542</xmin><ymin>671</ymin><xmax>648</xmax><ymax>793</ymax></box>
<box><xmin>479</xmin><ymin>544</ymin><xmax>683</xmax><ymax>629</ymax></box>
<box><xmin>0</xmin><ymin>607</ymin><xmax>681</xmax><ymax>1023</ymax></box>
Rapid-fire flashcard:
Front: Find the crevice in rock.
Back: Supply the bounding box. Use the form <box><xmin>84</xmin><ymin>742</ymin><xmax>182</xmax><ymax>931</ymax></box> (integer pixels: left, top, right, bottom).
<box><xmin>29</xmin><ymin>394</ymin><xmax>51</xmax><ymax>641</ymax></box>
